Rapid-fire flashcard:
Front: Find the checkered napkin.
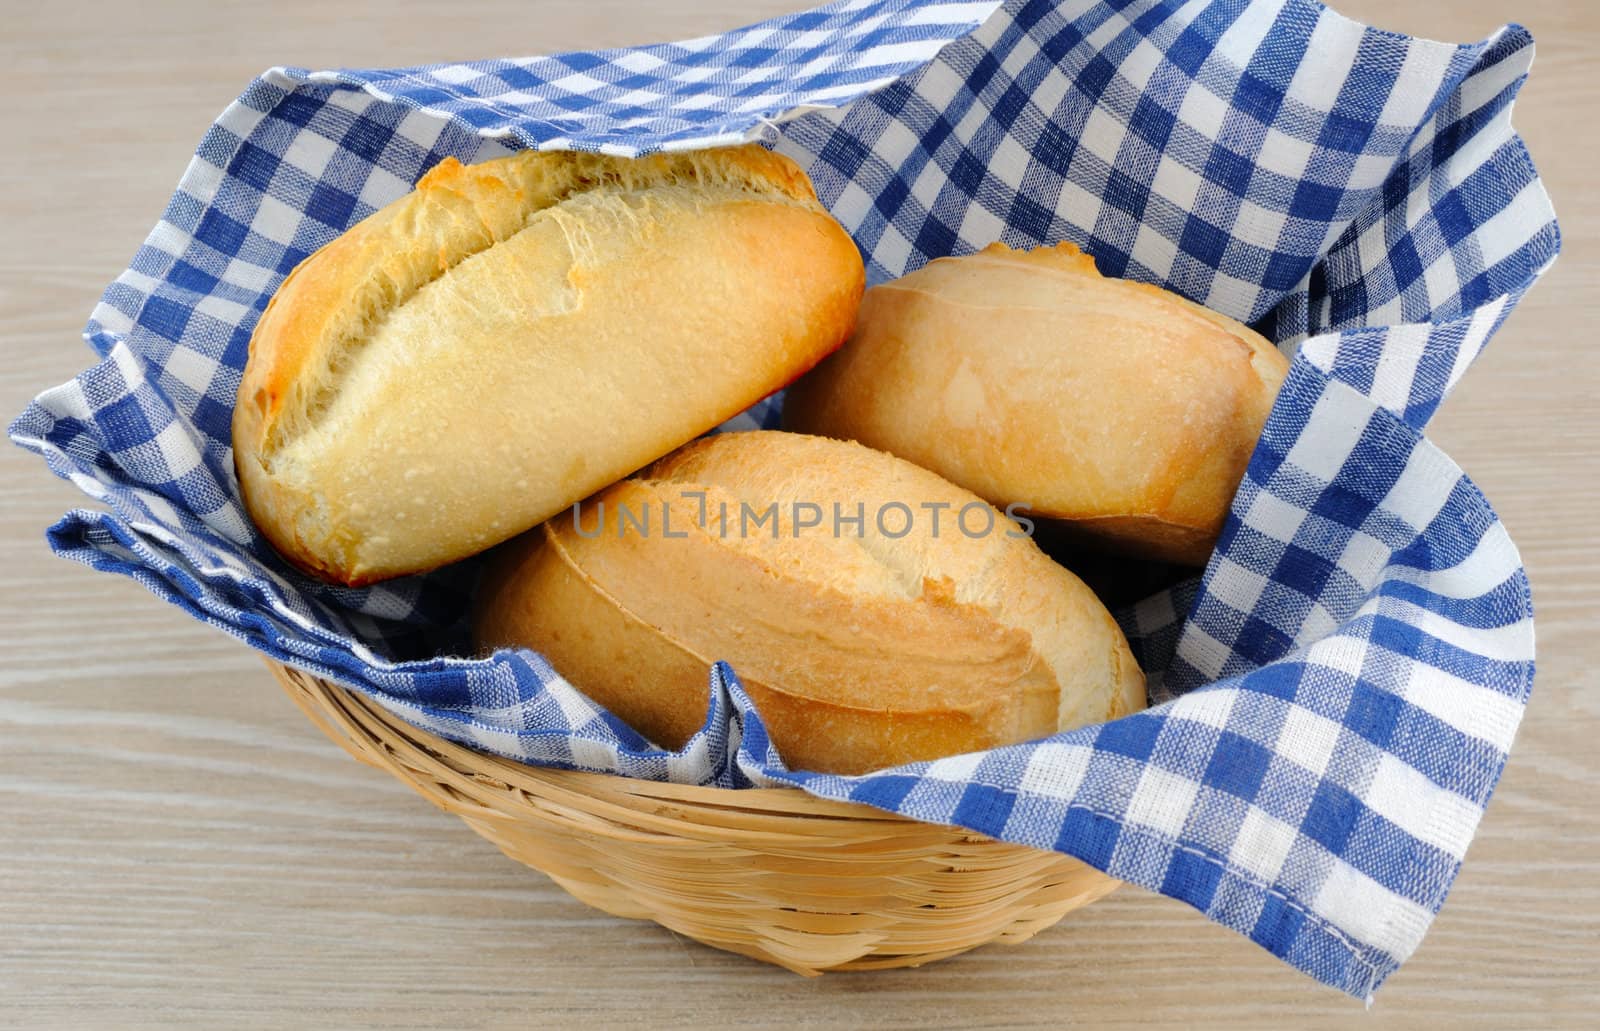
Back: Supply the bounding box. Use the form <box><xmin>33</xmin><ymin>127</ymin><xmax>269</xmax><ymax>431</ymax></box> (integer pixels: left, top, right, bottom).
<box><xmin>8</xmin><ymin>0</ymin><xmax>1558</xmax><ymax>999</ymax></box>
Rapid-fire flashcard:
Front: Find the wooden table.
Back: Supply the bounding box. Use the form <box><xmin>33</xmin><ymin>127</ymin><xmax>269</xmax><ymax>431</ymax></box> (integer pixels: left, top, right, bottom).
<box><xmin>3</xmin><ymin>1</ymin><xmax>1595</xmax><ymax>1026</ymax></box>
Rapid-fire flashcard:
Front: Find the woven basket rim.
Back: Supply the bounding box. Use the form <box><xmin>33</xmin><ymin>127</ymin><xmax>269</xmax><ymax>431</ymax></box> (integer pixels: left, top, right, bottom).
<box><xmin>269</xmin><ymin>658</ymin><xmax>1000</xmax><ymax>830</ymax></box>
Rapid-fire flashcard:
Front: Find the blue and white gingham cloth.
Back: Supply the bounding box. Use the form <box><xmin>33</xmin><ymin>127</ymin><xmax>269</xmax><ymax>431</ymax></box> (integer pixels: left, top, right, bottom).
<box><xmin>8</xmin><ymin>0</ymin><xmax>1558</xmax><ymax>1000</ymax></box>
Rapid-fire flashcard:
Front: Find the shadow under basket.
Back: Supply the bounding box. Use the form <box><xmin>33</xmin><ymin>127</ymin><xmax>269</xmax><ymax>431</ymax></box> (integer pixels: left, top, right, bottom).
<box><xmin>272</xmin><ymin>661</ymin><xmax>1123</xmax><ymax>973</ymax></box>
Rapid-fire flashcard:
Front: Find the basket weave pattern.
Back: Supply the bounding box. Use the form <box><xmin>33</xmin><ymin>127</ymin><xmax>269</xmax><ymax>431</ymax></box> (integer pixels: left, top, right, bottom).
<box><xmin>273</xmin><ymin>661</ymin><xmax>1121</xmax><ymax>973</ymax></box>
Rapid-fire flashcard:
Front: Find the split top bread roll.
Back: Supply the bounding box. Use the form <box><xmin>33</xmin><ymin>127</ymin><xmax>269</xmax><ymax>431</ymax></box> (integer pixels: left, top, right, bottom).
<box><xmin>474</xmin><ymin>431</ymin><xmax>1145</xmax><ymax>776</ymax></box>
<box><xmin>783</xmin><ymin>242</ymin><xmax>1289</xmax><ymax>566</ymax></box>
<box><xmin>234</xmin><ymin>145</ymin><xmax>864</xmax><ymax>586</ymax></box>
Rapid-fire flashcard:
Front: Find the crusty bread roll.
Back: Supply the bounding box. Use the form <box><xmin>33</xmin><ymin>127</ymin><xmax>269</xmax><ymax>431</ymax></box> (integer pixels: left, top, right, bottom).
<box><xmin>783</xmin><ymin>242</ymin><xmax>1289</xmax><ymax>565</ymax></box>
<box><xmin>473</xmin><ymin>431</ymin><xmax>1144</xmax><ymax>775</ymax></box>
<box><xmin>234</xmin><ymin>145</ymin><xmax>864</xmax><ymax>586</ymax></box>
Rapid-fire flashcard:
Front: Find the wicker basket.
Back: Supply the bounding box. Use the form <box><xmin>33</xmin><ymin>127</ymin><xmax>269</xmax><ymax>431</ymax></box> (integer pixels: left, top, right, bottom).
<box><xmin>271</xmin><ymin>661</ymin><xmax>1121</xmax><ymax>973</ymax></box>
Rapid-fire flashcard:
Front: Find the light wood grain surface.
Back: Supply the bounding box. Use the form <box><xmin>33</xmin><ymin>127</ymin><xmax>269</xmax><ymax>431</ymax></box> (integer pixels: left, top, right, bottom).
<box><xmin>2</xmin><ymin>1</ymin><xmax>1596</xmax><ymax>1027</ymax></box>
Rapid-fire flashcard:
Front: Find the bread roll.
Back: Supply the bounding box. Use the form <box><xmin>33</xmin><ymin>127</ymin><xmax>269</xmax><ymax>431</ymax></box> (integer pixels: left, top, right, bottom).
<box><xmin>233</xmin><ymin>145</ymin><xmax>864</xmax><ymax>586</ymax></box>
<box><xmin>783</xmin><ymin>242</ymin><xmax>1289</xmax><ymax>565</ymax></box>
<box><xmin>473</xmin><ymin>431</ymin><xmax>1144</xmax><ymax>776</ymax></box>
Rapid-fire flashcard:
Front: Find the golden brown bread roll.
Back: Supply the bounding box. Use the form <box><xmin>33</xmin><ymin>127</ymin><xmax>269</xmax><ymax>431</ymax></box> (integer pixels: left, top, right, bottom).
<box><xmin>233</xmin><ymin>145</ymin><xmax>864</xmax><ymax>586</ymax></box>
<box><xmin>473</xmin><ymin>431</ymin><xmax>1144</xmax><ymax>775</ymax></box>
<box><xmin>783</xmin><ymin>242</ymin><xmax>1289</xmax><ymax>565</ymax></box>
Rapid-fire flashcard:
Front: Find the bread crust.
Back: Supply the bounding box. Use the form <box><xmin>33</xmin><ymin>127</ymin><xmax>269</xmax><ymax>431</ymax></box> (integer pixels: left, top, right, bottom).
<box><xmin>473</xmin><ymin>431</ymin><xmax>1145</xmax><ymax>775</ymax></box>
<box><xmin>783</xmin><ymin>242</ymin><xmax>1289</xmax><ymax>565</ymax></box>
<box><xmin>233</xmin><ymin>145</ymin><xmax>863</xmax><ymax>585</ymax></box>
